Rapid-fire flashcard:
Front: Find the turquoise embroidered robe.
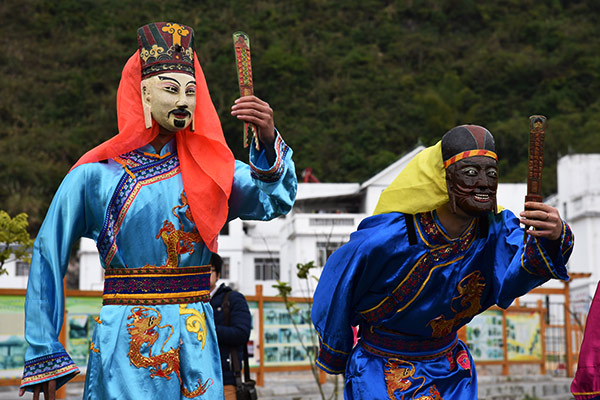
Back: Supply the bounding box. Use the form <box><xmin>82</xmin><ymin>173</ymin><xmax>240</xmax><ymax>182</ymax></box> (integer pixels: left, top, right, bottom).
<box><xmin>21</xmin><ymin>134</ymin><xmax>296</xmax><ymax>400</ymax></box>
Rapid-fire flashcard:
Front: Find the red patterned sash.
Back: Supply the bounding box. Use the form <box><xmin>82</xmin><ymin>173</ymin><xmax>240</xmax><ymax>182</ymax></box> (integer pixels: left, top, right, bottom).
<box><xmin>103</xmin><ymin>265</ymin><xmax>210</xmax><ymax>305</ymax></box>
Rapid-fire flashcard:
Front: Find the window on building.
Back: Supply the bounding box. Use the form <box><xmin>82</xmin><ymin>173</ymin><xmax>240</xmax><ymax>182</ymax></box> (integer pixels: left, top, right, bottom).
<box><xmin>15</xmin><ymin>261</ymin><xmax>30</xmax><ymax>276</ymax></box>
<box><xmin>317</xmin><ymin>242</ymin><xmax>345</xmax><ymax>267</ymax></box>
<box><xmin>254</xmin><ymin>258</ymin><xmax>280</xmax><ymax>280</ymax></box>
<box><xmin>221</xmin><ymin>257</ymin><xmax>230</xmax><ymax>279</ymax></box>
<box><xmin>309</xmin><ymin>218</ymin><xmax>354</xmax><ymax>226</ymax></box>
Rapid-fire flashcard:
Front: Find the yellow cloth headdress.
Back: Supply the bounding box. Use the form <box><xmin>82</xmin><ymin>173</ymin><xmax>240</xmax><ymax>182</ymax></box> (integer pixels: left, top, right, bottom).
<box><xmin>374</xmin><ymin>124</ymin><xmax>502</xmax><ymax>216</ymax></box>
<box><xmin>373</xmin><ymin>141</ymin><xmax>448</xmax><ymax>215</ymax></box>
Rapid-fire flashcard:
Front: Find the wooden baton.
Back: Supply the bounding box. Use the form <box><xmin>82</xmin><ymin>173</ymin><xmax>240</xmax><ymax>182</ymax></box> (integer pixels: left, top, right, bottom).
<box><xmin>523</xmin><ymin>115</ymin><xmax>546</xmax><ymax>243</ymax></box>
<box><xmin>233</xmin><ymin>31</ymin><xmax>259</xmax><ymax>150</ymax></box>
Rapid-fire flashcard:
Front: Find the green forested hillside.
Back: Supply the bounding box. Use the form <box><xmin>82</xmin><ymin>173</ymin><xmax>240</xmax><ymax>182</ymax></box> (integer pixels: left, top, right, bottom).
<box><xmin>2</xmin><ymin>0</ymin><xmax>600</xmax><ymax>232</ymax></box>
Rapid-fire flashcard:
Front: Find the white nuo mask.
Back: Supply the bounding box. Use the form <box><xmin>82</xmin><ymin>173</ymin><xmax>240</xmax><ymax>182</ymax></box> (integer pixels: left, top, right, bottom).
<box><xmin>141</xmin><ymin>72</ymin><xmax>196</xmax><ymax>131</ymax></box>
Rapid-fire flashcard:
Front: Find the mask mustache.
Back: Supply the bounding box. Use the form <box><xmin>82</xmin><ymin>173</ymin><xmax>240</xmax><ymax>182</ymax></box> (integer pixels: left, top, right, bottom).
<box><xmin>168</xmin><ymin>109</ymin><xmax>191</xmax><ymax>118</ymax></box>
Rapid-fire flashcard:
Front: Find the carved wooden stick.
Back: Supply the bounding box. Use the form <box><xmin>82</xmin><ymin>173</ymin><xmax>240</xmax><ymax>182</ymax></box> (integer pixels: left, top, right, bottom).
<box><xmin>233</xmin><ymin>31</ymin><xmax>259</xmax><ymax>150</ymax></box>
<box><xmin>523</xmin><ymin>115</ymin><xmax>546</xmax><ymax>243</ymax></box>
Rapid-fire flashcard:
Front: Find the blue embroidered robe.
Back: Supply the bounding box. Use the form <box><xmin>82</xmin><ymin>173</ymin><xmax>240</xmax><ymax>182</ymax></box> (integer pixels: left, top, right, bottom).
<box><xmin>21</xmin><ymin>134</ymin><xmax>296</xmax><ymax>399</ymax></box>
<box><xmin>312</xmin><ymin>210</ymin><xmax>573</xmax><ymax>400</ymax></box>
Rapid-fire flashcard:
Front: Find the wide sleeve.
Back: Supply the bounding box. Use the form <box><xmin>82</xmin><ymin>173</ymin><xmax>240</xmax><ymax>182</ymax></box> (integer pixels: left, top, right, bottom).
<box><xmin>311</xmin><ymin>214</ymin><xmax>406</xmax><ymax>374</ymax></box>
<box><xmin>21</xmin><ymin>166</ymin><xmax>96</xmax><ymax>391</ymax></box>
<box><xmin>215</xmin><ymin>291</ymin><xmax>252</xmax><ymax>347</ymax></box>
<box><xmin>491</xmin><ymin>210</ymin><xmax>574</xmax><ymax>308</ymax></box>
<box><xmin>227</xmin><ymin>130</ymin><xmax>297</xmax><ymax>221</ymax></box>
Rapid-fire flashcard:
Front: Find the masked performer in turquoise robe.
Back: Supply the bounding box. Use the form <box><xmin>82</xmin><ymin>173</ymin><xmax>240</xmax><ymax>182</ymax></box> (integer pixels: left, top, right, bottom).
<box><xmin>20</xmin><ymin>22</ymin><xmax>296</xmax><ymax>400</ymax></box>
<box><xmin>312</xmin><ymin>125</ymin><xmax>573</xmax><ymax>400</ymax></box>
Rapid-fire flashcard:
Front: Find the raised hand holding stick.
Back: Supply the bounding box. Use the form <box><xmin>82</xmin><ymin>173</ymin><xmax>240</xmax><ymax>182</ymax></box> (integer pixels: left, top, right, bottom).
<box><xmin>233</xmin><ymin>31</ymin><xmax>259</xmax><ymax>150</ymax></box>
<box><xmin>520</xmin><ymin>115</ymin><xmax>563</xmax><ymax>241</ymax></box>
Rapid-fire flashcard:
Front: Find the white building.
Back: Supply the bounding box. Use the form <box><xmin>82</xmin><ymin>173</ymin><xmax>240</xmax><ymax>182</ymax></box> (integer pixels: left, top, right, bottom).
<box><xmin>2</xmin><ymin>149</ymin><xmax>596</xmax><ymax>304</ymax></box>
<box><xmin>0</xmin><ymin>247</ymin><xmax>30</xmax><ymax>289</ymax></box>
<box><xmin>548</xmin><ymin>154</ymin><xmax>600</xmax><ymax>299</ymax></box>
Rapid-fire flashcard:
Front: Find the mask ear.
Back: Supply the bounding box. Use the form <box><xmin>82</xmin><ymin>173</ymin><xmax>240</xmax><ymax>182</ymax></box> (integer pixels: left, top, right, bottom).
<box><xmin>446</xmin><ymin>175</ymin><xmax>457</xmax><ymax>214</ymax></box>
<box><xmin>141</xmin><ymin>81</ymin><xmax>152</xmax><ymax>129</ymax></box>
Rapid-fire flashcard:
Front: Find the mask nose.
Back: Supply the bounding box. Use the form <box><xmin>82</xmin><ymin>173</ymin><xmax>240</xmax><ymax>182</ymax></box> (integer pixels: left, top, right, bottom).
<box><xmin>475</xmin><ymin>171</ymin><xmax>491</xmax><ymax>189</ymax></box>
<box><xmin>480</xmin><ymin>171</ymin><xmax>499</xmax><ymax>191</ymax></box>
<box><xmin>176</xmin><ymin>94</ymin><xmax>189</xmax><ymax>108</ymax></box>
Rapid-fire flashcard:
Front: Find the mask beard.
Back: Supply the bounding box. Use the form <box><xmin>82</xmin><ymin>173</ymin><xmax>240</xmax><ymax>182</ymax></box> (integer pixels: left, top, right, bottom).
<box><xmin>447</xmin><ymin>180</ymin><xmax>457</xmax><ymax>214</ymax></box>
<box><xmin>445</xmin><ymin>163</ymin><xmax>497</xmax><ymax>217</ymax></box>
<box><xmin>452</xmin><ymin>184</ymin><xmax>495</xmax><ymax>217</ymax></box>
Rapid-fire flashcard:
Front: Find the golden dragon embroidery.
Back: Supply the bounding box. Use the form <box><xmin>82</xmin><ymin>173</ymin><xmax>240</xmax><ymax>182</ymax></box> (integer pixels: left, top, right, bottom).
<box><xmin>127</xmin><ymin>306</ymin><xmax>213</xmax><ymax>397</ymax></box>
<box><xmin>428</xmin><ymin>271</ymin><xmax>486</xmax><ymax>337</ymax></box>
<box><xmin>146</xmin><ymin>191</ymin><xmax>202</xmax><ymax>269</ymax></box>
<box><xmin>179</xmin><ymin>304</ymin><xmax>208</xmax><ymax>350</ymax></box>
<box><xmin>384</xmin><ymin>359</ymin><xmax>444</xmax><ymax>400</ymax></box>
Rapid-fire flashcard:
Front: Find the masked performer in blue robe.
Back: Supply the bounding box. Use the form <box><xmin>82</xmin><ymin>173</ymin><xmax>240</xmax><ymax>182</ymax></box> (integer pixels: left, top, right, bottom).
<box><xmin>312</xmin><ymin>125</ymin><xmax>573</xmax><ymax>400</ymax></box>
<box><xmin>20</xmin><ymin>22</ymin><xmax>296</xmax><ymax>400</ymax></box>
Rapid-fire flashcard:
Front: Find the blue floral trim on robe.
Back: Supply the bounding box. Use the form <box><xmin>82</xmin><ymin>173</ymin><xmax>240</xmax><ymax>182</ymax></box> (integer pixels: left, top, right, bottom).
<box><xmin>521</xmin><ymin>220</ymin><xmax>573</xmax><ymax>280</ymax></box>
<box><xmin>21</xmin><ymin>351</ymin><xmax>79</xmax><ymax>389</ymax></box>
<box><xmin>97</xmin><ymin>151</ymin><xmax>180</xmax><ymax>266</ymax></box>
<box><xmin>250</xmin><ymin>133</ymin><xmax>290</xmax><ymax>182</ymax></box>
<box><xmin>316</xmin><ymin>333</ymin><xmax>348</xmax><ymax>374</ymax></box>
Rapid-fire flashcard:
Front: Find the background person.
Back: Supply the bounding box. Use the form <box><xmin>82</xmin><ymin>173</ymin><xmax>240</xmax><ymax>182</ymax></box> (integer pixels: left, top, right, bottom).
<box><xmin>209</xmin><ymin>253</ymin><xmax>252</xmax><ymax>400</ymax></box>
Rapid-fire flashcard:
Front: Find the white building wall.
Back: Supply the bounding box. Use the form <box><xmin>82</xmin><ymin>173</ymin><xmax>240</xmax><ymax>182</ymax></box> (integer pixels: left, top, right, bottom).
<box><xmin>217</xmin><ymin>218</ymin><xmax>245</xmax><ymax>290</ymax></box>
<box><xmin>79</xmin><ymin>238</ymin><xmax>104</xmax><ymax>291</ymax></box>
<box><xmin>363</xmin><ymin>185</ymin><xmax>386</xmax><ymax>215</ymax></box>
<box><xmin>555</xmin><ymin>154</ymin><xmax>600</xmax><ymax>294</ymax></box>
<box><xmin>360</xmin><ymin>145</ymin><xmax>426</xmax><ymax>215</ymax></box>
<box><xmin>216</xmin><ymin>217</ymin><xmax>290</xmax><ymax>297</ymax></box>
<box><xmin>294</xmin><ymin>183</ymin><xmax>359</xmax><ymax>202</ymax></box>
<box><xmin>520</xmin><ymin>154</ymin><xmax>600</xmax><ymax>308</ymax></box>
<box><xmin>280</xmin><ymin>234</ymin><xmax>320</xmax><ymax>298</ymax></box>
<box><xmin>280</xmin><ymin>212</ymin><xmax>363</xmax><ymax>297</ymax></box>
<box><xmin>565</xmin><ymin>217</ymin><xmax>598</xmax><ymax>277</ymax></box>
<box><xmin>496</xmin><ymin>183</ymin><xmax>527</xmax><ymax>216</ymax></box>
<box><xmin>557</xmin><ymin>154</ymin><xmax>600</xmax><ymax>199</ymax></box>
<box><xmin>241</xmin><ymin>219</ymin><xmax>284</xmax><ymax>297</ymax></box>
<box><xmin>0</xmin><ymin>257</ymin><xmax>29</xmax><ymax>289</ymax></box>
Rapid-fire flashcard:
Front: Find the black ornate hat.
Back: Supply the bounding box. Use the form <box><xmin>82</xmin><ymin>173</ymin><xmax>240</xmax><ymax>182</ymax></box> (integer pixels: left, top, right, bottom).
<box><xmin>137</xmin><ymin>22</ymin><xmax>195</xmax><ymax>78</ymax></box>
<box><xmin>441</xmin><ymin>125</ymin><xmax>497</xmax><ymax>168</ymax></box>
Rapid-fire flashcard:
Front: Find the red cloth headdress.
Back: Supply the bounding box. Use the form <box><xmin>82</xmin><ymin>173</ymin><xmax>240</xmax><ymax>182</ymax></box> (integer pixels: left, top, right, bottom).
<box><xmin>72</xmin><ymin>27</ymin><xmax>235</xmax><ymax>252</ymax></box>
